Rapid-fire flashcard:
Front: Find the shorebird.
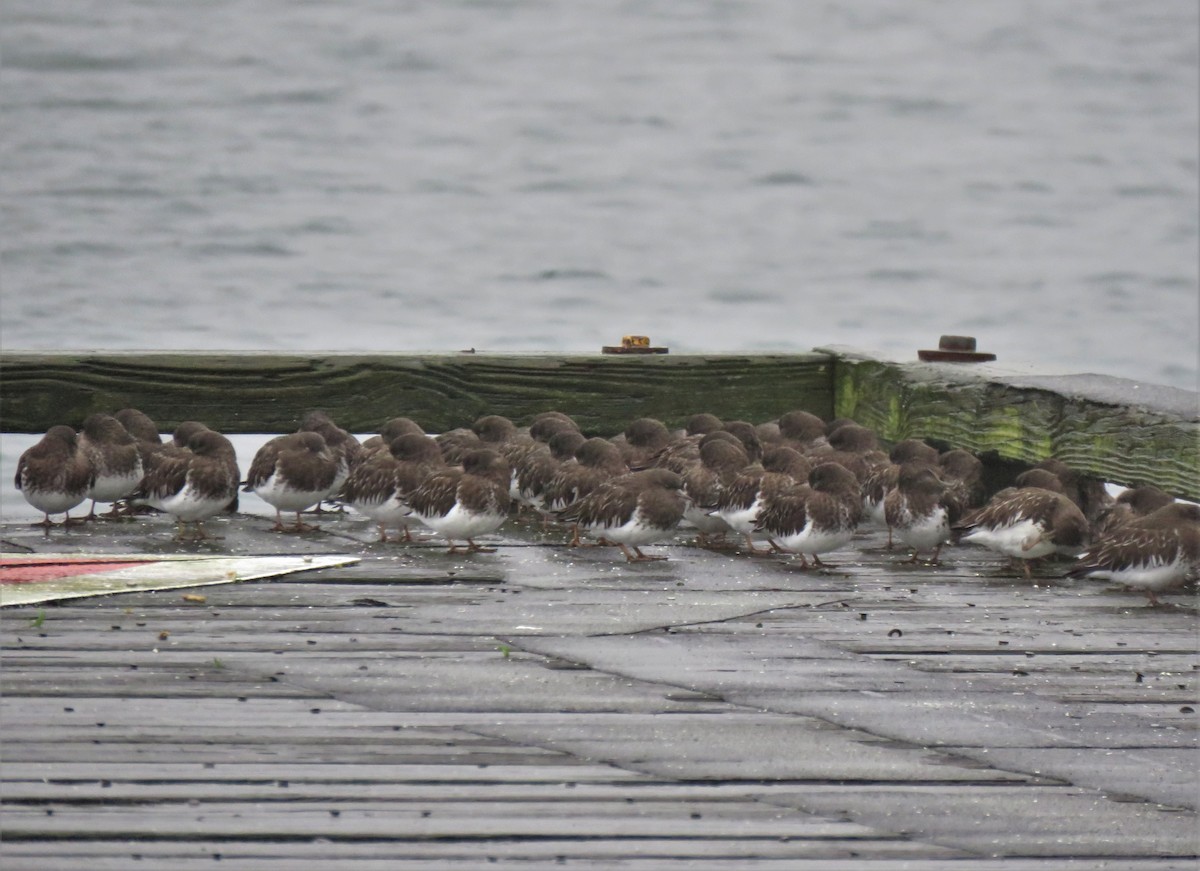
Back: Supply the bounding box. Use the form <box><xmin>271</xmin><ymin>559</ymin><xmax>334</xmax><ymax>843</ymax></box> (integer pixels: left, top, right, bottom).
<box><xmin>720</xmin><ymin>420</ymin><xmax>764</xmax><ymax>464</ymax></box>
<box><xmin>542</xmin><ymin>437</ymin><xmax>630</xmax><ymax>545</ymax></box>
<box><xmin>937</xmin><ymin>448</ymin><xmax>986</xmax><ymax>515</ymax></box>
<box><xmin>298</xmin><ymin>411</ymin><xmax>362</xmax><ymax>508</ymax></box>
<box><xmin>359</xmin><ymin>417</ymin><xmax>427</xmax><ymax>461</ymax></box>
<box><xmin>953</xmin><ymin>486</ymin><xmax>1089</xmax><ymax>578</ymax></box>
<box><xmin>406</xmin><ymin>448</ymin><xmax>512</xmax><ymax>553</ymax></box>
<box><xmin>131</xmin><ymin>429</ymin><xmax>239</xmax><ymax>541</ymax></box>
<box><xmin>1091</xmin><ymin>484</ymin><xmax>1176</xmax><ymax>537</ymax></box>
<box><xmin>613</xmin><ymin>417</ymin><xmax>673</xmax><ymax>470</ymax></box>
<box><xmin>244</xmin><ymin>432</ymin><xmax>340</xmax><ymax>532</ymax></box>
<box><xmin>114</xmin><ymin>407</ymin><xmax>165</xmax><ymax>466</ymax></box>
<box><xmin>775</xmin><ymin>409</ymin><xmax>828</xmax><ymax>453</ymax></box>
<box><xmin>1066</xmin><ymin>502</ymin><xmax>1200</xmax><ymax>605</ymax></box>
<box><xmin>14</xmin><ymin>425</ymin><xmax>96</xmax><ymax>527</ymax></box>
<box><xmin>884</xmin><ymin>463</ymin><xmax>958</xmax><ymax>564</ymax></box>
<box><xmin>78</xmin><ymin>413</ymin><xmax>144</xmax><ymax>519</ymax></box>
<box><xmin>860</xmin><ymin>438</ymin><xmax>940</xmax><ymax>536</ymax></box>
<box><xmin>714</xmin><ymin>446</ymin><xmax>812</xmax><ymax>555</ymax></box>
<box><xmin>679</xmin><ymin>436</ymin><xmax>750</xmax><ymax>547</ymax></box>
<box><xmin>342</xmin><ymin>433</ymin><xmax>444</xmax><ymax>543</ymax></box>
<box><xmin>510</xmin><ymin>429</ymin><xmax>586</xmax><ymax>520</ymax></box>
<box><xmin>527</xmin><ymin>411</ymin><xmax>581</xmax><ymax>444</ymax></box>
<box><xmin>557</xmin><ymin>468</ymin><xmax>687</xmax><ymax>562</ymax></box>
<box><xmin>435</xmin><ymin>427</ymin><xmax>484</xmax><ymax>465</ymax></box>
<box><xmin>807</xmin><ymin>423</ymin><xmax>886</xmax><ymax>484</ymax></box>
<box><xmin>755</xmin><ymin>462</ymin><xmax>862</xmax><ymax>569</ymax></box>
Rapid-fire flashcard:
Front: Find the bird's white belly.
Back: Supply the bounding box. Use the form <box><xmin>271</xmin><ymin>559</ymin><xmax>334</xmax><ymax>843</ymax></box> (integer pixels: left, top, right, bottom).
<box><xmin>88</xmin><ymin>468</ymin><xmax>142</xmax><ymax>502</ymax></box>
<box><xmin>254</xmin><ymin>475</ymin><xmax>326</xmax><ymax>513</ymax></box>
<box><xmin>159</xmin><ymin>485</ymin><xmax>230</xmax><ymax>522</ymax></box>
<box><xmin>1084</xmin><ymin>556</ymin><xmax>1188</xmax><ymax>592</ymax></box>
<box><xmin>355</xmin><ymin>493</ymin><xmax>411</xmax><ymax>526</ymax></box>
<box><xmin>21</xmin><ymin>486</ymin><xmax>87</xmax><ymax>515</ymax></box>
<box><xmin>417</xmin><ymin>503</ymin><xmax>504</xmax><ymax>539</ymax></box>
<box><xmin>717</xmin><ymin>499</ymin><xmax>760</xmax><ymax>535</ymax></box>
<box><xmin>963</xmin><ymin>519</ymin><xmax>1055</xmax><ymax>559</ymax></box>
<box><xmin>895</xmin><ymin>509</ymin><xmax>949</xmax><ymax>551</ymax></box>
<box><xmin>776</xmin><ymin>524</ymin><xmax>853</xmax><ymax>556</ymax></box>
<box><xmin>593</xmin><ymin>507</ymin><xmax>676</xmax><ymax>548</ymax></box>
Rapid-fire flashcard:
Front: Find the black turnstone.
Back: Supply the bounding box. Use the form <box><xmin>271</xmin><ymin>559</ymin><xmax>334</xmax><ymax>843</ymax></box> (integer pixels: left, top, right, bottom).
<box><xmin>1066</xmin><ymin>502</ymin><xmax>1200</xmax><ymax>605</ymax></box>
<box><xmin>172</xmin><ymin>421</ymin><xmax>214</xmax><ymax>449</ymax></box>
<box><xmin>342</xmin><ymin>433</ymin><xmax>445</xmax><ymax>543</ymax></box>
<box><xmin>131</xmin><ymin>429</ymin><xmax>240</xmax><ymax>540</ymax></box>
<box><xmin>937</xmin><ymin>448</ymin><xmax>986</xmax><ymax>514</ymax></box>
<box><xmin>14</xmin><ymin>425</ymin><xmax>96</xmax><ymax>527</ymax></box>
<box><xmin>557</xmin><ymin>468</ymin><xmax>687</xmax><ymax>562</ymax></box>
<box><xmin>754</xmin><ymin>420</ymin><xmax>783</xmax><ymax>448</ymax></box>
<box><xmin>776</xmin><ymin>409</ymin><xmax>829</xmax><ymax>452</ymax></box>
<box><xmin>406</xmin><ymin>447</ymin><xmax>512</xmax><ymax>553</ymax></box>
<box><xmin>359</xmin><ymin>417</ymin><xmax>427</xmax><ymax>461</ymax></box>
<box><xmin>542</xmin><ymin>437</ymin><xmax>630</xmax><ymax>544</ymax></box>
<box><xmin>244</xmin><ymin>431</ymin><xmax>340</xmax><ymax>532</ymax></box>
<box><xmin>648</xmin><ymin>428</ymin><xmax>741</xmax><ymax>476</ymax></box>
<box><xmin>113</xmin><ymin>407</ymin><xmax>165</xmax><ymax>466</ymax></box>
<box><xmin>884</xmin><ymin>463</ymin><xmax>959</xmax><ymax>564</ymax></box>
<box><xmin>720</xmin><ymin>420</ymin><xmax>764</xmax><ymax>464</ymax></box>
<box><xmin>78</xmin><ymin>413</ymin><xmax>144</xmax><ymax>519</ymax></box>
<box><xmin>472</xmin><ymin>414</ymin><xmax>522</xmax><ymax>446</ymax></box>
<box><xmin>952</xmin><ymin>486</ymin><xmax>1089</xmax><ymax>578</ymax></box>
<box><xmin>755</xmin><ymin>462</ymin><xmax>862</xmax><ymax>568</ymax></box>
<box><xmin>298</xmin><ymin>411</ymin><xmax>363</xmax><ymax>502</ymax></box>
<box><xmin>113</xmin><ymin>409</ymin><xmax>170</xmax><ymax>513</ymax></box>
<box><xmin>528</xmin><ymin>412</ymin><xmax>581</xmax><ymax>444</ymax></box>
<box><xmin>715</xmin><ymin>446</ymin><xmax>812</xmax><ymax>554</ymax></box>
<box><xmin>680</xmin><ymin>437</ymin><xmax>751</xmax><ymax>547</ymax></box>
<box><xmin>860</xmin><ymin>438</ymin><xmax>940</xmax><ymax>533</ymax></box>
<box><xmin>1012</xmin><ymin>467</ymin><xmax>1067</xmax><ymax>495</ymax></box>
<box><xmin>613</xmin><ymin>417</ymin><xmax>673</xmax><ymax>470</ymax></box>
<box><xmin>1033</xmin><ymin>458</ymin><xmax>1114</xmax><ymax>523</ymax></box>
<box><xmin>157</xmin><ymin>421</ymin><xmax>241</xmax><ymax>514</ymax></box>
<box><xmin>683</xmin><ymin>412</ymin><xmax>725</xmax><ymax>437</ymax></box>
<box><xmin>436</xmin><ymin>427</ymin><xmax>484</xmax><ymax>465</ymax></box>
<box><xmin>1091</xmin><ymin>484</ymin><xmax>1175</xmax><ymax>537</ymax></box>
<box><xmin>808</xmin><ymin>423</ymin><xmax>885</xmax><ymax>483</ymax></box>
<box><xmin>483</xmin><ymin>419</ymin><xmax>550</xmax><ymax>504</ymax></box>
<box><xmin>511</xmin><ymin>429</ymin><xmax>587</xmax><ymax>519</ymax></box>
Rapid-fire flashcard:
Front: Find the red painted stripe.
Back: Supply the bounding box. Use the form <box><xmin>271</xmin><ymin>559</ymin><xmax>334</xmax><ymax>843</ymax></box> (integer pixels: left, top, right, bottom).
<box><xmin>0</xmin><ymin>559</ymin><xmax>156</xmax><ymax>585</ymax></box>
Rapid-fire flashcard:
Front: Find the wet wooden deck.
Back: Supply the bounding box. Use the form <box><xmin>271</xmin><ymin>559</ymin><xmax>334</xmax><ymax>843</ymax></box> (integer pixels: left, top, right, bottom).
<box><xmin>1</xmin><ymin>511</ymin><xmax>1197</xmax><ymax>869</ymax></box>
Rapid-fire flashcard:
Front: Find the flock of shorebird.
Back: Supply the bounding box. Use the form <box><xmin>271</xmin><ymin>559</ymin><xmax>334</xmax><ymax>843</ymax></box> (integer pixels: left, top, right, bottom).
<box><xmin>12</xmin><ymin>407</ymin><xmax>1200</xmax><ymax>606</ymax></box>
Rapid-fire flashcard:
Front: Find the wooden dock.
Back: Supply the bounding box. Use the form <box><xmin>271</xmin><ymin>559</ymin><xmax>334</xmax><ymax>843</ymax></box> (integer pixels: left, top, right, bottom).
<box><xmin>1</xmin><ymin>347</ymin><xmax>1197</xmax><ymax>867</ymax></box>
<box><xmin>1</xmin><ymin>509</ymin><xmax>1197</xmax><ymax>869</ymax></box>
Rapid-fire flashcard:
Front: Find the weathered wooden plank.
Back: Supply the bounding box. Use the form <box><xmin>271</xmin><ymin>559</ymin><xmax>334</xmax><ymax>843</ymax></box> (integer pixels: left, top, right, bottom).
<box><xmin>0</xmin><ymin>841</ymin><xmax>972</xmax><ymax>868</ymax></box>
<box><xmin>755</xmin><ymin>784</ymin><xmax>1200</xmax><ymax>858</ymax></box>
<box><xmin>4</xmin><ymin>347</ymin><xmax>1195</xmax><ymax>504</ymax></box>
<box><xmin>1</xmin><ymin>800</ymin><xmax>876</xmax><ymax>841</ymax></box>
<box><xmin>0</xmin><ymin>855</ymin><xmax>1180</xmax><ymax>871</ymax></box>
<box><xmin>0</xmin><ymin>351</ymin><xmax>835</xmax><ymax>435</ymax></box>
<box><xmin>826</xmin><ymin>347</ymin><xmax>1200</xmax><ymax>499</ymax></box>
<box><xmin>3</xmin><ymin>519</ymin><xmax>1199</xmax><ymax>866</ymax></box>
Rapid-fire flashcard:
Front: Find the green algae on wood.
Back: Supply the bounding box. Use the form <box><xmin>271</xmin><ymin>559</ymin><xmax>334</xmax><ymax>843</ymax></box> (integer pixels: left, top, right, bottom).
<box><xmin>0</xmin><ymin>352</ymin><xmax>835</xmax><ymax>437</ymax></box>
<box><xmin>829</xmin><ymin>349</ymin><xmax>1199</xmax><ymax>501</ymax></box>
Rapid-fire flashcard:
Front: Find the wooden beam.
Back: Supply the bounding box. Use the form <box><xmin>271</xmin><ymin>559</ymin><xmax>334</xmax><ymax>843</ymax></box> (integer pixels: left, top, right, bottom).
<box><xmin>0</xmin><ymin>352</ymin><xmax>836</xmax><ymax>437</ymax></box>
<box><xmin>827</xmin><ymin>348</ymin><xmax>1200</xmax><ymax>501</ymax></box>
<box><xmin>3</xmin><ymin>349</ymin><xmax>1195</xmax><ymax>499</ymax></box>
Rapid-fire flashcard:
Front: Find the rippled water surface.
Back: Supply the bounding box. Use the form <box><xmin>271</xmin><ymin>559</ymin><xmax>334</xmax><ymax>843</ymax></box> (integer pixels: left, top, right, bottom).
<box><xmin>2</xmin><ymin>0</ymin><xmax>1197</xmax><ymax>388</ymax></box>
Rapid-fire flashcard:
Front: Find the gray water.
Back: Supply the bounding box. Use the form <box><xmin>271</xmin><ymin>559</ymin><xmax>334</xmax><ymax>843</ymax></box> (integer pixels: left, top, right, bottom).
<box><xmin>2</xmin><ymin>0</ymin><xmax>1198</xmax><ymax>389</ymax></box>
